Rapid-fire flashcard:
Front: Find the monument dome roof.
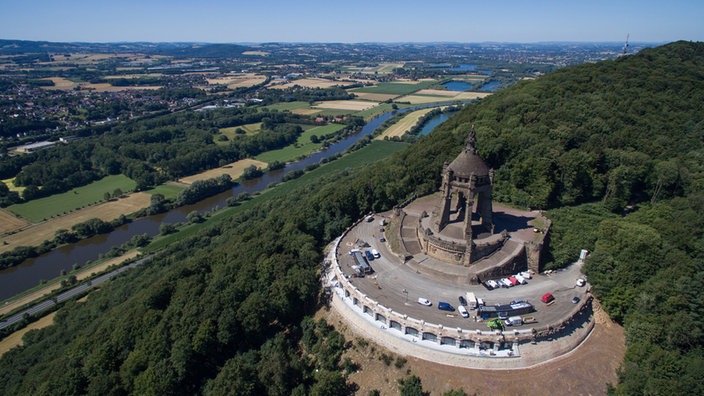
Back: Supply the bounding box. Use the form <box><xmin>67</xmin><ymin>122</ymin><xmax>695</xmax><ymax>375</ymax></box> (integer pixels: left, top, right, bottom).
<box><xmin>448</xmin><ymin>149</ymin><xmax>490</xmax><ymax>178</ymax></box>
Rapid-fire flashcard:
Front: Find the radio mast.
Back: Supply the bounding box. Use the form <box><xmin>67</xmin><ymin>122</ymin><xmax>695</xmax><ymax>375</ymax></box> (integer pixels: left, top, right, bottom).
<box><xmin>622</xmin><ymin>33</ymin><xmax>630</xmax><ymax>56</ymax></box>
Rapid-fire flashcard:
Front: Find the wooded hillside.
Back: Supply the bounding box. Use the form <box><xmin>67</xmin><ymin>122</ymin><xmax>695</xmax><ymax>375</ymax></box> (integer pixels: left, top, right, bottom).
<box><xmin>0</xmin><ymin>41</ymin><xmax>702</xmax><ymax>395</ymax></box>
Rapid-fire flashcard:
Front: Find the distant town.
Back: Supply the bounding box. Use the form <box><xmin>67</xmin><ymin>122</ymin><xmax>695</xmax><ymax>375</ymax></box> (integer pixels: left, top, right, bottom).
<box><xmin>0</xmin><ymin>40</ymin><xmax>645</xmax><ymax>149</ymax></box>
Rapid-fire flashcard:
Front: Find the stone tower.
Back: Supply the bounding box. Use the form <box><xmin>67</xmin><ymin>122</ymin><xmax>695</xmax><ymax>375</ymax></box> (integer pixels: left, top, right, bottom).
<box><xmin>434</xmin><ymin>127</ymin><xmax>494</xmax><ymax>263</ymax></box>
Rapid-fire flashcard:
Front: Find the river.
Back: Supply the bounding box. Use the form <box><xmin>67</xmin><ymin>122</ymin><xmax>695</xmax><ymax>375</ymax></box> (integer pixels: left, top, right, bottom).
<box><xmin>0</xmin><ymin>107</ymin><xmax>441</xmax><ymax>300</ymax></box>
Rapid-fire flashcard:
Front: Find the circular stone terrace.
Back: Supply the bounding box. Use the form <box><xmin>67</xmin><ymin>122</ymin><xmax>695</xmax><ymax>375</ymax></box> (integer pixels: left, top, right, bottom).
<box><xmin>322</xmin><ymin>198</ymin><xmax>595</xmax><ymax>368</ymax></box>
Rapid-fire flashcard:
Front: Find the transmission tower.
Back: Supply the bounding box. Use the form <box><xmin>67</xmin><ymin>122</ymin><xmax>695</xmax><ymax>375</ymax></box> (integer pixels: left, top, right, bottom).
<box><xmin>622</xmin><ymin>33</ymin><xmax>630</xmax><ymax>56</ymax></box>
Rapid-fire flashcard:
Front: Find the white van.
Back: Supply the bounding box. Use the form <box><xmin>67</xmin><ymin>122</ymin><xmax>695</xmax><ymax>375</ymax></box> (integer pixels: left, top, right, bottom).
<box><xmin>457</xmin><ymin>305</ymin><xmax>469</xmax><ymax>318</ymax></box>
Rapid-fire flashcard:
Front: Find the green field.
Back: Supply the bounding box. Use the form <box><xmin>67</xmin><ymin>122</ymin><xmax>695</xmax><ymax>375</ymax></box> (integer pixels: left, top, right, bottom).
<box><xmin>354</xmin><ymin>103</ymin><xmax>415</xmax><ymax>120</ymax></box>
<box><xmin>350</xmin><ymin>80</ymin><xmax>437</xmax><ymax>96</ymax></box>
<box><xmin>262</xmin><ymin>101</ymin><xmax>314</xmax><ymax>112</ymax></box>
<box><xmin>7</xmin><ymin>175</ymin><xmax>137</xmax><ymax>222</ymax></box>
<box><xmin>146</xmin><ymin>184</ymin><xmax>184</xmax><ymax>200</ymax></box>
<box><xmin>254</xmin><ymin>123</ymin><xmax>345</xmax><ymax>163</ymax></box>
<box><xmin>146</xmin><ymin>140</ymin><xmax>408</xmax><ymax>252</ymax></box>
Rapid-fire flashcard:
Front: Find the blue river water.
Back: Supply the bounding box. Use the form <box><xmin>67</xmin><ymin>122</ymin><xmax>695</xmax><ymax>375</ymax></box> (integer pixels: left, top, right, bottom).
<box><xmin>442</xmin><ymin>81</ymin><xmax>472</xmax><ymax>92</ymax></box>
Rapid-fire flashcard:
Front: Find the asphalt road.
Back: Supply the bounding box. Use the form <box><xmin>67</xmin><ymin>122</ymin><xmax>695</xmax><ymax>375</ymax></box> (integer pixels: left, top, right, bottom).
<box><xmin>337</xmin><ymin>215</ymin><xmax>589</xmax><ymax>330</ymax></box>
<box><xmin>0</xmin><ymin>257</ymin><xmax>150</xmax><ymax>331</ymax></box>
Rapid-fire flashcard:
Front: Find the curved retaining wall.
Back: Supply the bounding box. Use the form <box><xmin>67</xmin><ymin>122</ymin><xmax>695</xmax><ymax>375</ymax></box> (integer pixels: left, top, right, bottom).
<box><xmin>329</xmin><ymin>216</ymin><xmax>595</xmax><ymax>357</ymax></box>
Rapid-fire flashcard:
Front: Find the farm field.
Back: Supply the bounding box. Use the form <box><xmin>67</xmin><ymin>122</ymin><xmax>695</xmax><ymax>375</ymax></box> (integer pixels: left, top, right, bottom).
<box><xmin>397</xmin><ymin>91</ymin><xmax>491</xmax><ymax>104</ymax></box>
<box><xmin>0</xmin><ymin>192</ymin><xmax>152</xmax><ymax>255</ymax></box>
<box><xmin>313</xmin><ymin>100</ymin><xmax>378</xmax><ymax>111</ymax></box>
<box><xmin>263</xmin><ymin>101</ymin><xmax>313</xmax><ymax>112</ymax></box>
<box><xmin>414</xmin><ymin>89</ymin><xmax>459</xmax><ymax>97</ymax></box>
<box><xmin>179</xmin><ymin>158</ymin><xmax>269</xmax><ymax>185</ymax></box>
<box><xmin>7</xmin><ymin>175</ymin><xmax>138</xmax><ymax>223</ymax></box>
<box><xmin>146</xmin><ymin>184</ymin><xmax>184</xmax><ymax>200</ymax></box>
<box><xmin>375</xmin><ymin>108</ymin><xmax>436</xmax><ymax>140</ymax></box>
<box><xmin>350</xmin><ymin>81</ymin><xmax>434</xmax><ymax>96</ymax></box>
<box><xmin>269</xmin><ymin>78</ymin><xmax>344</xmax><ymax>89</ymax></box>
<box><xmin>351</xmin><ymin>92</ymin><xmax>398</xmax><ymax>102</ymax></box>
<box><xmin>0</xmin><ymin>210</ymin><xmax>28</xmax><ymax>235</ymax></box>
<box><xmin>255</xmin><ymin>123</ymin><xmax>346</xmax><ymax>163</ymax></box>
<box><xmin>205</xmin><ymin>73</ymin><xmax>266</xmax><ymax>89</ymax></box>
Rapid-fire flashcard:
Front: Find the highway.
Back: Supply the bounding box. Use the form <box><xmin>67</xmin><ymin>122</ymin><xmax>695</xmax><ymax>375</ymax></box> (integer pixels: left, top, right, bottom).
<box><xmin>0</xmin><ymin>257</ymin><xmax>150</xmax><ymax>331</ymax></box>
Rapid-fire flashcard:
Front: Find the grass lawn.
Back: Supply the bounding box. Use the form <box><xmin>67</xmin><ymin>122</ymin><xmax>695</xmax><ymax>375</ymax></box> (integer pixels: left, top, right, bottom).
<box><xmin>145</xmin><ymin>140</ymin><xmax>408</xmax><ymax>252</ymax></box>
<box><xmin>146</xmin><ymin>184</ymin><xmax>184</xmax><ymax>200</ymax></box>
<box><xmin>255</xmin><ymin>123</ymin><xmax>345</xmax><ymax>163</ymax></box>
<box><xmin>262</xmin><ymin>101</ymin><xmax>312</xmax><ymax>112</ymax></box>
<box><xmin>215</xmin><ymin>122</ymin><xmax>262</xmax><ymax>145</ymax></box>
<box><xmin>7</xmin><ymin>175</ymin><xmax>137</xmax><ymax>222</ymax></box>
<box><xmin>1</xmin><ymin>177</ymin><xmax>24</xmax><ymax>194</ymax></box>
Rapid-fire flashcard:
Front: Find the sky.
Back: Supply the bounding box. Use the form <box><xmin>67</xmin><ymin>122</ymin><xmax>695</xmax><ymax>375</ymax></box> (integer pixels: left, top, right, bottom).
<box><xmin>1</xmin><ymin>0</ymin><xmax>702</xmax><ymax>44</ymax></box>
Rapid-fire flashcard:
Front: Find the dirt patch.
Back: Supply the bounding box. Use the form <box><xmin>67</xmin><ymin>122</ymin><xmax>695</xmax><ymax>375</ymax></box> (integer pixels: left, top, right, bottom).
<box><xmin>321</xmin><ymin>301</ymin><xmax>624</xmax><ymax>396</ymax></box>
<box><xmin>0</xmin><ymin>312</ymin><xmax>57</xmax><ymax>357</ymax></box>
<box><xmin>0</xmin><ymin>209</ymin><xmax>28</xmax><ymax>234</ymax></box>
<box><xmin>0</xmin><ymin>193</ymin><xmax>151</xmax><ymax>255</ymax></box>
<box><xmin>179</xmin><ymin>159</ymin><xmax>268</xmax><ymax>185</ymax></box>
<box><xmin>313</xmin><ymin>100</ymin><xmax>378</xmax><ymax>111</ymax></box>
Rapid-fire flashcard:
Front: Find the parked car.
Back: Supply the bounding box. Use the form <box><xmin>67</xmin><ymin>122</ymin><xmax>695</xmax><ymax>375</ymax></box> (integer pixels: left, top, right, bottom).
<box><xmin>417</xmin><ymin>298</ymin><xmax>432</xmax><ymax>306</ymax></box>
<box><xmin>457</xmin><ymin>305</ymin><xmax>469</xmax><ymax>318</ymax></box>
<box><xmin>459</xmin><ymin>295</ymin><xmax>467</xmax><ymax>306</ymax></box>
<box><xmin>576</xmin><ymin>278</ymin><xmax>586</xmax><ymax>287</ymax></box>
<box><xmin>364</xmin><ymin>250</ymin><xmax>374</xmax><ymax>261</ymax></box>
<box><xmin>371</xmin><ymin>249</ymin><xmax>380</xmax><ymax>258</ymax></box>
<box><xmin>571</xmin><ymin>296</ymin><xmax>580</xmax><ymax>304</ymax></box>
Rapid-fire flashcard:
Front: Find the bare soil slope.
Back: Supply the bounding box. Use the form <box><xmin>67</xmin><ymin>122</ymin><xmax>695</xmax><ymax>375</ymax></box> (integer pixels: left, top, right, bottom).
<box><xmin>320</xmin><ymin>301</ymin><xmax>624</xmax><ymax>396</ymax></box>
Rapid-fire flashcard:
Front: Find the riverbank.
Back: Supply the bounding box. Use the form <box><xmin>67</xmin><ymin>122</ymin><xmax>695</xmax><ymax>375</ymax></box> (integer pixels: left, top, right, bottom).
<box><xmin>0</xmin><ymin>250</ymin><xmax>140</xmax><ymax>317</ymax></box>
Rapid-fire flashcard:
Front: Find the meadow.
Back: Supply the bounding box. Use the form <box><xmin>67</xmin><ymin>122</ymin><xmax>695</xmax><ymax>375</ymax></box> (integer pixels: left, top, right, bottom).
<box><xmin>255</xmin><ymin>123</ymin><xmax>346</xmax><ymax>163</ymax></box>
<box><xmin>8</xmin><ymin>175</ymin><xmax>137</xmax><ymax>222</ymax></box>
<box><xmin>350</xmin><ymin>80</ymin><xmax>437</xmax><ymax>96</ymax></box>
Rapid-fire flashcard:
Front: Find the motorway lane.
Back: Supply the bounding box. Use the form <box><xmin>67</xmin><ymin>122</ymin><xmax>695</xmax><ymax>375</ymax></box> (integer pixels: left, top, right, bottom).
<box><xmin>0</xmin><ymin>258</ymin><xmax>149</xmax><ymax>331</ymax></box>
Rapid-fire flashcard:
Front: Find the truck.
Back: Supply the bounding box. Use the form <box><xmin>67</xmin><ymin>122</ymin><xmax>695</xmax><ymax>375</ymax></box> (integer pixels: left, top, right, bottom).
<box><xmin>466</xmin><ymin>292</ymin><xmax>477</xmax><ymax>309</ymax></box>
<box><xmin>508</xmin><ymin>316</ymin><xmax>523</xmax><ymax>326</ymax></box>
